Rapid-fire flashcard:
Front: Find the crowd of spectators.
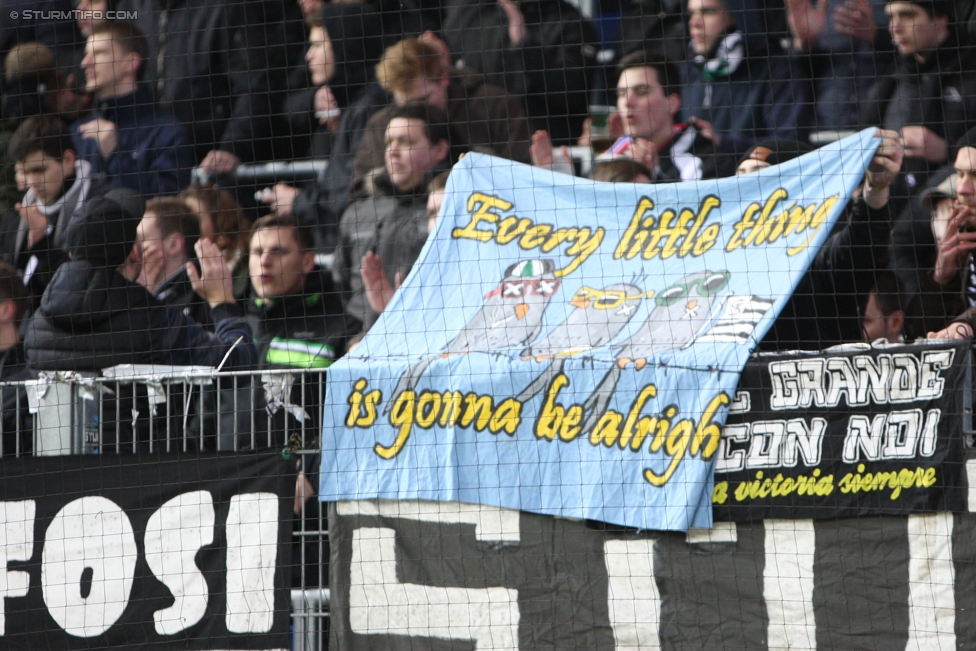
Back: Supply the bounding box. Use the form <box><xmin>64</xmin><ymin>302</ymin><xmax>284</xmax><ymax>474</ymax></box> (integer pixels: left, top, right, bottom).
<box><xmin>2</xmin><ymin>0</ymin><xmax>976</xmax><ymax>450</ymax></box>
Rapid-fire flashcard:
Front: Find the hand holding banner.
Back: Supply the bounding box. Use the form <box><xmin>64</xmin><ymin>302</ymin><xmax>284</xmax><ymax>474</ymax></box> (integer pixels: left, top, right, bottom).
<box><xmin>322</xmin><ymin>130</ymin><xmax>882</xmax><ymax>531</ymax></box>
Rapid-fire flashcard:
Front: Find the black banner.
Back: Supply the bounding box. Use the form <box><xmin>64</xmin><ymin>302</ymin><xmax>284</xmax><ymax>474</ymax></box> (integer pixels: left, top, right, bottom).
<box><xmin>330</xmin><ymin>496</ymin><xmax>976</xmax><ymax>651</ymax></box>
<box><xmin>713</xmin><ymin>341</ymin><xmax>970</xmax><ymax>521</ymax></box>
<box><xmin>0</xmin><ymin>452</ymin><xmax>292</xmax><ymax>650</ymax></box>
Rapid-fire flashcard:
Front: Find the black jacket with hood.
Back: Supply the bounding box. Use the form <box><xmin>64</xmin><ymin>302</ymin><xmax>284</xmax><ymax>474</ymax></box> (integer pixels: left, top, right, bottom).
<box><xmin>24</xmin><ymin>197</ymin><xmax>256</xmax><ymax>372</ymax></box>
<box><xmin>860</xmin><ymin>32</ymin><xmax>976</xmax><ymax>192</ymax></box>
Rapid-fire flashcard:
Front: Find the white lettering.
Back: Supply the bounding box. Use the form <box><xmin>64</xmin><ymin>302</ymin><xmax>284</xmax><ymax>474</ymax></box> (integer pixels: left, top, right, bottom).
<box><xmin>41</xmin><ymin>496</ymin><xmax>137</xmax><ymax>637</ymax></box>
<box><xmin>918</xmin><ymin>350</ymin><xmax>955</xmax><ymax>400</ymax></box>
<box><xmin>0</xmin><ymin>501</ymin><xmax>35</xmax><ymax>635</ymax></box>
<box><xmin>145</xmin><ymin>491</ymin><xmax>215</xmax><ymax>635</ymax></box>
<box><xmin>225</xmin><ymin>493</ymin><xmax>278</xmax><ymax>634</ymax></box>
<box><xmin>350</xmin><ymin>527</ymin><xmax>519</xmax><ymax>650</ymax></box>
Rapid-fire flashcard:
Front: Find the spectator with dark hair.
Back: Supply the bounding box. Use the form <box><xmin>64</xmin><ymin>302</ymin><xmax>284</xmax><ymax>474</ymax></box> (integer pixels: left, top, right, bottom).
<box><xmin>863</xmin><ymin>270</ymin><xmax>905</xmax><ymax>342</ymax></box>
<box><xmin>360</xmin><ymin>170</ymin><xmax>451</xmax><ymax>316</ymax></box>
<box><xmin>72</xmin><ymin>22</ymin><xmax>193</xmax><ymax>197</ymax></box>
<box><xmin>860</xmin><ymin>0</ymin><xmax>976</xmax><ymax>193</ymax></box>
<box><xmin>23</xmin><ymin>195</ymin><xmax>255</xmax><ymax>371</ymax></box>
<box><xmin>125</xmin><ymin>197</ymin><xmax>213</xmax><ymax>328</ymax></box>
<box><xmin>0</xmin><ymin>260</ymin><xmax>31</xmax><ymax>456</ymax></box>
<box><xmin>281</xmin><ymin>8</ymin><xmax>387</xmax><ymax>159</ymax></box>
<box><xmin>261</xmin><ymin>6</ymin><xmax>391</xmax><ymax>252</ymax></box>
<box><xmin>5</xmin><ymin>115</ymin><xmax>136</xmax><ymax>305</ymax></box>
<box><xmin>119</xmin><ymin>0</ymin><xmax>274</xmax><ymax>173</ymax></box>
<box><xmin>180</xmin><ymin>184</ymin><xmax>251</xmax><ymax>299</ymax></box>
<box><xmin>535</xmin><ymin>50</ymin><xmax>735</xmax><ymax>181</ymax></box>
<box><xmin>922</xmin><ymin>134</ymin><xmax>976</xmax><ymax>339</ymax></box>
<box><xmin>347</xmin><ymin>37</ymin><xmax>531</xmax><ymax>197</ymax></box>
<box><xmin>440</xmin><ymin>0</ymin><xmax>598</xmax><ymax>144</ymax></box>
<box><xmin>591</xmin><ymin>159</ymin><xmax>655</xmax><ymax>183</ymax></box>
<box><xmin>680</xmin><ymin>0</ymin><xmax>811</xmax><ymax>156</ymax></box>
<box><xmin>336</xmin><ymin>102</ymin><xmax>453</xmax><ymax>331</ymax></box>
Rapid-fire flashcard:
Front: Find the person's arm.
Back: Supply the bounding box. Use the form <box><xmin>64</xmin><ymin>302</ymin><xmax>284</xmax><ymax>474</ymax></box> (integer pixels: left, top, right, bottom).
<box><xmin>213</xmin><ymin>2</ymin><xmax>274</xmax><ymax>164</ymax></box>
<box><xmin>167</xmin><ymin>238</ymin><xmax>256</xmax><ymax>368</ymax></box>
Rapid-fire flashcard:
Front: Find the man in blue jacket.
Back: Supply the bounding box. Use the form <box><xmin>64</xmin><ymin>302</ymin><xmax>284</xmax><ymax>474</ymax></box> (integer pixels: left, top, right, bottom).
<box><xmin>680</xmin><ymin>0</ymin><xmax>811</xmax><ymax>156</ymax></box>
<box><xmin>71</xmin><ymin>21</ymin><xmax>193</xmax><ymax>197</ymax></box>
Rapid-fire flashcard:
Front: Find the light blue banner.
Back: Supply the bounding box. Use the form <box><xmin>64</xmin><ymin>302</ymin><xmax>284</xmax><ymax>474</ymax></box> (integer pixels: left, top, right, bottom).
<box><xmin>321</xmin><ymin>130</ymin><xmax>880</xmax><ymax>530</ymax></box>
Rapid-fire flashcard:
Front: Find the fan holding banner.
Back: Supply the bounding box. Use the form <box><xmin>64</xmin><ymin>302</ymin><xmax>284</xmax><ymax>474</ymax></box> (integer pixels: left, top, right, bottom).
<box><xmin>322</xmin><ymin>128</ymin><xmax>900</xmax><ymax>531</ymax></box>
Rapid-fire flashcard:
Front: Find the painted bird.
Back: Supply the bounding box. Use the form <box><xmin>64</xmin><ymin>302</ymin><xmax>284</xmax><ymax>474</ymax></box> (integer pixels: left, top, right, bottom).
<box><xmin>579</xmin><ymin>270</ymin><xmax>731</xmax><ymax>433</ymax></box>
<box><xmin>387</xmin><ymin>259</ymin><xmax>560</xmax><ymax>411</ymax></box>
<box><xmin>517</xmin><ymin>283</ymin><xmax>645</xmax><ymax>402</ymax></box>
<box><xmin>614</xmin><ymin>270</ymin><xmax>730</xmax><ymax>370</ymax></box>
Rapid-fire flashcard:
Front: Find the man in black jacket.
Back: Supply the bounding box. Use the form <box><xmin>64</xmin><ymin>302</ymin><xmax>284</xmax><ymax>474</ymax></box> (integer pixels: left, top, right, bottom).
<box><xmin>72</xmin><ymin>21</ymin><xmax>193</xmax><ymax>197</ymax></box>
<box><xmin>118</xmin><ymin>0</ymin><xmax>275</xmax><ymax>171</ymax></box>
<box><xmin>744</xmin><ymin>132</ymin><xmax>904</xmax><ymax>351</ymax></box>
<box><xmin>860</xmin><ymin>0</ymin><xmax>976</xmax><ymax>193</ymax></box>
<box><xmin>24</xmin><ymin>195</ymin><xmax>255</xmax><ymax>372</ymax></box>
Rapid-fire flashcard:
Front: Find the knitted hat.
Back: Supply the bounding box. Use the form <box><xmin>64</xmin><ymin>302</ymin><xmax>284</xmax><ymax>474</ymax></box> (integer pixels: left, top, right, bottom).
<box><xmin>885</xmin><ymin>0</ymin><xmax>953</xmax><ymax>19</ymax></box>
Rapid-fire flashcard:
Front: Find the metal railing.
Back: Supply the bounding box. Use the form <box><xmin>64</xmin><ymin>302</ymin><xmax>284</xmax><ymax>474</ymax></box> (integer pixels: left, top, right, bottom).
<box><xmin>3</xmin><ymin>365</ymin><xmax>330</xmax><ymax>651</ymax></box>
<box><xmin>191</xmin><ymin>160</ymin><xmax>330</xmax><ymax>188</ymax></box>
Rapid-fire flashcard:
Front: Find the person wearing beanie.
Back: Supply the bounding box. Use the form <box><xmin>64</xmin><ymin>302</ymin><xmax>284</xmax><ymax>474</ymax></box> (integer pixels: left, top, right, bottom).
<box><xmin>735</xmin><ymin>132</ymin><xmax>904</xmax><ymax>351</ymax></box>
<box><xmin>679</xmin><ymin>0</ymin><xmax>812</xmax><ymax>156</ymax></box>
<box><xmin>23</xmin><ymin>195</ymin><xmax>256</xmax><ymax>373</ymax></box>
<box><xmin>860</xmin><ymin>0</ymin><xmax>976</xmax><ymax>194</ymax></box>
<box><xmin>4</xmin><ymin>115</ymin><xmax>129</xmax><ymax>310</ymax></box>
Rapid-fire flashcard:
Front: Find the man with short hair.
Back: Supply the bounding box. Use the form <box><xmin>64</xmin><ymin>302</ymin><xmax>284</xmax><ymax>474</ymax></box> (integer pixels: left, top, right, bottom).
<box><xmin>72</xmin><ymin>22</ymin><xmax>192</xmax><ymax>197</ymax></box>
<box><xmin>128</xmin><ymin>197</ymin><xmax>212</xmax><ymax>327</ymax></box>
<box><xmin>335</xmin><ymin>102</ymin><xmax>453</xmax><ymax>331</ymax></box>
<box><xmin>23</xmin><ymin>195</ymin><xmax>255</xmax><ymax>371</ymax></box>
<box><xmin>680</xmin><ymin>0</ymin><xmax>810</xmax><ymax>156</ymax></box>
<box><xmin>349</xmin><ymin>37</ymin><xmax>531</xmax><ymax>194</ymax></box>
<box><xmin>6</xmin><ymin>115</ymin><xmax>133</xmax><ymax>304</ymax></box>
<box><xmin>247</xmin><ymin>214</ymin><xmax>356</xmax><ymax>370</ymax></box>
<box><xmin>863</xmin><ymin>271</ymin><xmax>906</xmax><ymax>343</ymax></box>
<box><xmin>534</xmin><ymin>50</ymin><xmax>735</xmax><ymax>181</ymax></box>
<box><xmin>861</xmin><ymin>0</ymin><xmax>976</xmax><ymax>191</ymax></box>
